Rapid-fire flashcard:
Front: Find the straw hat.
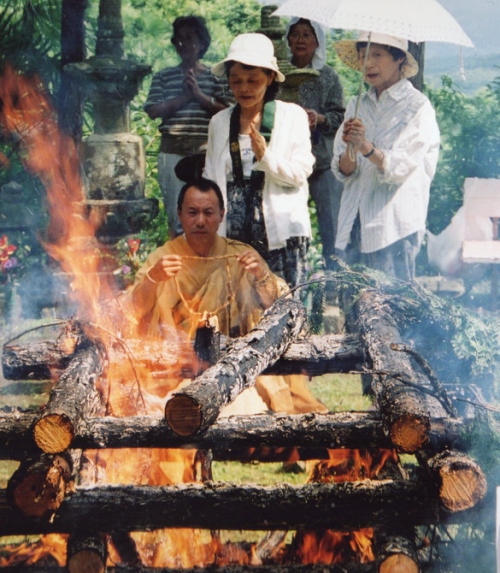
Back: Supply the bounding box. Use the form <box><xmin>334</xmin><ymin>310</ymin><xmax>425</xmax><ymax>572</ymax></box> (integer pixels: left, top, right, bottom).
<box><xmin>335</xmin><ymin>31</ymin><xmax>418</xmax><ymax>79</ymax></box>
<box><xmin>212</xmin><ymin>33</ymin><xmax>285</xmax><ymax>82</ymax></box>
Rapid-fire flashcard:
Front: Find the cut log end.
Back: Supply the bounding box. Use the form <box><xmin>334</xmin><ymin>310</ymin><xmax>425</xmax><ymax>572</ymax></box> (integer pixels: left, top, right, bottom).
<box><xmin>67</xmin><ymin>534</ymin><xmax>107</xmax><ymax>573</ymax></box>
<box><xmin>439</xmin><ymin>465</ymin><xmax>487</xmax><ymax>512</ymax></box>
<box><xmin>33</xmin><ymin>413</ymin><xmax>75</xmax><ymax>454</ymax></box>
<box><xmin>68</xmin><ymin>549</ymin><xmax>106</xmax><ymax>573</ymax></box>
<box><xmin>165</xmin><ymin>394</ymin><xmax>202</xmax><ymax>436</ymax></box>
<box><xmin>12</xmin><ymin>469</ymin><xmax>65</xmax><ymax>517</ymax></box>
<box><xmin>389</xmin><ymin>415</ymin><xmax>429</xmax><ymax>454</ymax></box>
<box><xmin>379</xmin><ymin>553</ymin><xmax>419</xmax><ymax>573</ymax></box>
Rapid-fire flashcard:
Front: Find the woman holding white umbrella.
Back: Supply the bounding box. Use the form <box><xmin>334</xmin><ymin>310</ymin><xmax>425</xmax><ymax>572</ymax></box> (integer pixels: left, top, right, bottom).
<box><xmin>331</xmin><ymin>32</ymin><xmax>441</xmax><ymax>281</ymax></box>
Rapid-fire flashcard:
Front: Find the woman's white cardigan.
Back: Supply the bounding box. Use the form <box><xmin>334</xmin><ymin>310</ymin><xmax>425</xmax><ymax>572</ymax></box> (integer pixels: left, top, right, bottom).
<box><xmin>204</xmin><ymin>100</ymin><xmax>314</xmax><ymax>250</ymax></box>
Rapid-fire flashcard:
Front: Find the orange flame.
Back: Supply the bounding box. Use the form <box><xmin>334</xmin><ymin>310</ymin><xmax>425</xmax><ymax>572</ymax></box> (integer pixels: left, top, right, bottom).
<box><xmin>0</xmin><ymin>535</ymin><xmax>67</xmax><ymax>567</ymax></box>
<box><xmin>0</xmin><ymin>63</ymin><xmax>114</xmax><ymax>322</ymax></box>
<box><xmin>0</xmin><ymin>65</ymin><xmax>397</xmax><ymax>569</ymax></box>
<box><xmin>292</xmin><ymin>448</ymin><xmax>400</xmax><ymax>565</ymax></box>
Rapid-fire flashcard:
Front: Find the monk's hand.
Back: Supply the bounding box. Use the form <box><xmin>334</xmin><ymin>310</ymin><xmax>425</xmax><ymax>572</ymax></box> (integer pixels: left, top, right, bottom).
<box><xmin>249</xmin><ymin>122</ymin><xmax>267</xmax><ymax>161</ymax></box>
<box><xmin>147</xmin><ymin>255</ymin><xmax>182</xmax><ymax>283</ymax></box>
<box><xmin>237</xmin><ymin>250</ymin><xmax>268</xmax><ymax>280</ymax></box>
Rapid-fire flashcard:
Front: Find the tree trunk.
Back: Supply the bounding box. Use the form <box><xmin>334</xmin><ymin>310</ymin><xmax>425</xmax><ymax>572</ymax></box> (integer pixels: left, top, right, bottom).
<box><xmin>164</xmin><ymin>297</ymin><xmax>306</xmax><ymax>436</ymax></box>
<box><xmin>408</xmin><ymin>42</ymin><xmax>425</xmax><ymax>93</ymax></box>
<box><xmin>58</xmin><ymin>0</ymin><xmax>87</xmax><ymax>140</ymax></box>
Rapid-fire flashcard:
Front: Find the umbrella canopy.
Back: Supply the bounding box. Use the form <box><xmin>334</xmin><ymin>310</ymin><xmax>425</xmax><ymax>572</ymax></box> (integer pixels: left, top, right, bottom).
<box><xmin>273</xmin><ymin>0</ymin><xmax>474</xmax><ymax>47</ymax></box>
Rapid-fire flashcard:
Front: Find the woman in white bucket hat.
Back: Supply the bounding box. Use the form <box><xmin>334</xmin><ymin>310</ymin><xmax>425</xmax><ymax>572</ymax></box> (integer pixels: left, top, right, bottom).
<box><xmin>331</xmin><ymin>31</ymin><xmax>440</xmax><ymax>282</ymax></box>
<box><xmin>204</xmin><ymin>33</ymin><xmax>315</xmax><ymax>290</ymax></box>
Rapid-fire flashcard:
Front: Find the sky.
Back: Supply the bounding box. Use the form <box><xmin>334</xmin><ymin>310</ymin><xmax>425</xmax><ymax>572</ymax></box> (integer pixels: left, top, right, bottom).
<box><xmin>426</xmin><ymin>0</ymin><xmax>500</xmax><ymax>58</ymax></box>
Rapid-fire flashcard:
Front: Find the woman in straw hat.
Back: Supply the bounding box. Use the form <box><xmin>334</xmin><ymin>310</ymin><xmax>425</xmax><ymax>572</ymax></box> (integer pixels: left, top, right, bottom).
<box><xmin>332</xmin><ymin>32</ymin><xmax>440</xmax><ymax>281</ymax></box>
<box><xmin>204</xmin><ymin>33</ymin><xmax>315</xmax><ymax>289</ymax></box>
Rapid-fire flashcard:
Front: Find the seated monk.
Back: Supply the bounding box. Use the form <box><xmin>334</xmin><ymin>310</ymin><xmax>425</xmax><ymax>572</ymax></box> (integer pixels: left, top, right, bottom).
<box><xmin>127</xmin><ymin>176</ymin><xmax>327</xmax><ymax>415</ymax></box>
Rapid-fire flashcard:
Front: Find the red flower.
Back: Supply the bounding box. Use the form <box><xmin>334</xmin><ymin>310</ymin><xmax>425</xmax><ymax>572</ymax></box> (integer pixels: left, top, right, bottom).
<box><xmin>127</xmin><ymin>238</ymin><xmax>141</xmax><ymax>256</ymax></box>
<box><xmin>0</xmin><ymin>235</ymin><xmax>17</xmax><ymax>271</ymax></box>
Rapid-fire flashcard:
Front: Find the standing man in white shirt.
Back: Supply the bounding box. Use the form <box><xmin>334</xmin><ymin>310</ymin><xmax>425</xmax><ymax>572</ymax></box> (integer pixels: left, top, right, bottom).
<box><xmin>332</xmin><ymin>32</ymin><xmax>440</xmax><ymax>281</ymax></box>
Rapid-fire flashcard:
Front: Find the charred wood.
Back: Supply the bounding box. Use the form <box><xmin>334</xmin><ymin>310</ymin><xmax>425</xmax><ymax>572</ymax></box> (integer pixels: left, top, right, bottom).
<box><xmin>0</xmin><ymin>411</ymin><xmax>474</xmax><ymax>458</ymax></box>
<box><xmin>417</xmin><ymin>449</ymin><xmax>487</xmax><ymax>512</ymax></box>
<box><xmin>2</xmin><ymin>320</ymin><xmax>88</xmax><ymax>381</ymax></box>
<box><xmin>0</xmin><ymin>564</ymin><xmax>376</xmax><ymax>573</ymax></box>
<box><xmin>263</xmin><ymin>333</ymin><xmax>363</xmax><ymax>375</ymax></box>
<box><xmin>0</xmin><ymin>480</ymin><xmax>448</xmax><ymax>535</ymax></box>
<box><xmin>253</xmin><ymin>530</ymin><xmax>288</xmax><ymax>565</ymax></box>
<box><xmin>108</xmin><ymin>531</ymin><xmax>142</xmax><ymax>567</ymax></box>
<box><xmin>355</xmin><ymin>290</ymin><xmax>449</xmax><ymax>453</ymax></box>
<box><xmin>67</xmin><ymin>533</ymin><xmax>107</xmax><ymax>573</ymax></box>
<box><xmin>375</xmin><ymin>530</ymin><xmax>419</xmax><ymax>573</ymax></box>
<box><xmin>3</xmin><ymin>334</ymin><xmax>362</xmax><ymax>381</ymax></box>
<box><xmin>2</xmin><ymin>341</ymin><xmax>74</xmax><ymax>380</ymax></box>
<box><xmin>32</xmin><ymin>326</ymin><xmax>107</xmax><ymax>454</ymax></box>
<box><xmin>6</xmin><ymin>450</ymin><xmax>81</xmax><ymax>517</ymax></box>
<box><xmin>164</xmin><ymin>298</ymin><xmax>306</xmax><ymax>436</ymax></box>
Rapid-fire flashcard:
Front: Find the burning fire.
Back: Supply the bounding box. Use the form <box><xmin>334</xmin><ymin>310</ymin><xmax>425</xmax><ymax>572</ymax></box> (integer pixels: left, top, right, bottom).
<box><xmin>290</xmin><ymin>449</ymin><xmax>399</xmax><ymax>565</ymax></box>
<box><xmin>0</xmin><ymin>64</ymin><xmax>397</xmax><ymax>568</ymax></box>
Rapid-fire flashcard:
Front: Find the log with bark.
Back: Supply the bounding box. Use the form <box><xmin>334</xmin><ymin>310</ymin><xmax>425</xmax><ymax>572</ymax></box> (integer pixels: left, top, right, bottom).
<box><xmin>32</xmin><ymin>324</ymin><xmax>107</xmax><ymax>454</ymax></box>
<box><xmin>0</xmin><ymin>411</ymin><xmax>474</xmax><ymax>457</ymax></box>
<box><xmin>0</xmin><ymin>564</ymin><xmax>377</xmax><ymax>573</ymax></box>
<box><xmin>67</xmin><ymin>533</ymin><xmax>107</xmax><ymax>573</ymax></box>
<box><xmin>375</xmin><ymin>530</ymin><xmax>420</xmax><ymax>573</ymax></box>
<box><xmin>417</xmin><ymin>449</ymin><xmax>487</xmax><ymax>512</ymax></box>
<box><xmin>2</xmin><ymin>340</ymin><xmax>74</xmax><ymax>380</ymax></box>
<box><xmin>3</xmin><ymin>333</ymin><xmax>363</xmax><ymax>381</ymax></box>
<box><xmin>0</xmin><ymin>479</ymin><xmax>450</xmax><ymax>536</ymax></box>
<box><xmin>262</xmin><ymin>333</ymin><xmax>363</xmax><ymax>375</ymax></box>
<box><xmin>6</xmin><ymin>450</ymin><xmax>81</xmax><ymax>518</ymax></box>
<box><xmin>1</xmin><ymin>320</ymin><xmax>85</xmax><ymax>380</ymax></box>
<box><xmin>355</xmin><ymin>290</ymin><xmax>450</xmax><ymax>453</ymax></box>
<box><xmin>164</xmin><ymin>297</ymin><xmax>306</xmax><ymax>436</ymax></box>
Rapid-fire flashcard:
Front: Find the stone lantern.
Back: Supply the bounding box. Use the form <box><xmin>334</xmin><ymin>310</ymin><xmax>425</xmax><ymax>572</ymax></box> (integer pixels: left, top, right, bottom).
<box><xmin>65</xmin><ymin>0</ymin><xmax>157</xmax><ymax>244</ymax></box>
<box><xmin>257</xmin><ymin>5</ymin><xmax>318</xmax><ymax>103</ymax></box>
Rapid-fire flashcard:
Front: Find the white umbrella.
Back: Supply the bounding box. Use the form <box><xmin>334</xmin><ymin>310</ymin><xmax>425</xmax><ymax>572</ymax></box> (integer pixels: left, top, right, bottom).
<box><xmin>272</xmin><ymin>0</ymin><xmax>474</xmax><ymax>47</ymax></box>
<box><xmin>256</xmin><ymin>0</ymin><xmax>290</xmax><ymax>5</ymax></box>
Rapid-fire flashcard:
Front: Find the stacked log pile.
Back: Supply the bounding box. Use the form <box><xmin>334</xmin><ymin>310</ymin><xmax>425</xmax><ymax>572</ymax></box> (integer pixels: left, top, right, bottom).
<box><xmin>0</xmin><ymin>295</ymin><xmax>490</xmax><ymax>573</ymax></box>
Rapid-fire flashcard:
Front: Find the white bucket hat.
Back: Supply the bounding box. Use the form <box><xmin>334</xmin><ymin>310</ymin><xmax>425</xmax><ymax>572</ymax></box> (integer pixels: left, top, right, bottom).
<box><xmin>335</xmin><ymin>31</ymin><xmax>418</xmax><ymax>79</ymax></box>
<box><xmin>212</xmin><ymin>33</ymin><xmax>285</xmax><ymax>82</ymax></box>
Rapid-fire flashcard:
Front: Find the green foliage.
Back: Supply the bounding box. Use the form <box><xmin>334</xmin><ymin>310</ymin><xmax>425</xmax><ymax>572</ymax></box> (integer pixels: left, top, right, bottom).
<box><xmin>307</xmin><ymin>263</ymin><xmax>500</xmax><ymax>386</ymax></box>
<box><xmin>426</xmin><ymin>75</ymin><xmax>500</xmax><ymax>234</ymax></box>
<box><xmin>307</xmin><ymin>280</ymin><xmax>325</xmax><ymax>335</ymax></box>
<box><xmin>326</xmin><ymin>29</ymin><xmax>366</xmax><ymax>101</ymax></box>
<box><xmin>0</xmin><ymin>0</ymin><xmax>61</xmax><ymax>82</ymax></box>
